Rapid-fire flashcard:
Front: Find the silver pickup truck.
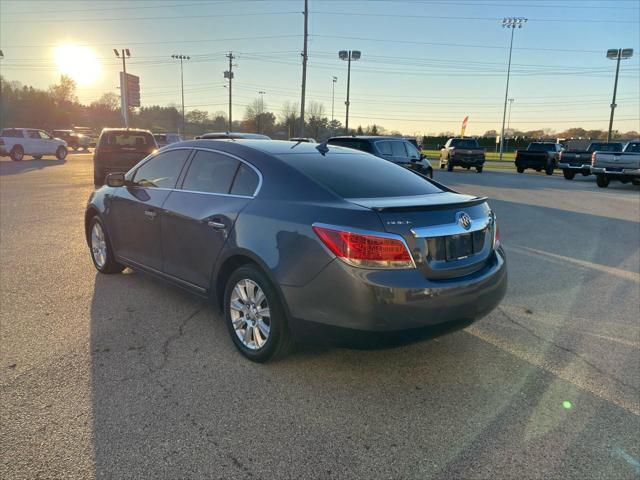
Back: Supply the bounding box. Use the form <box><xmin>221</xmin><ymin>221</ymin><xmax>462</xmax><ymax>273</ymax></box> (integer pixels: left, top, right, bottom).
<box><xmin>591</xmin><ymin>140</ymin><xmax>640</xmax><ymax>188</ymax></box>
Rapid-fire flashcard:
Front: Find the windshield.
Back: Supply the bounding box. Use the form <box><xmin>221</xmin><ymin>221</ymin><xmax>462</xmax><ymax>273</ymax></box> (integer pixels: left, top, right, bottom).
<box><xmin>450</xmin><ymin>139</ymin><xmax>480</xmax><ymax>148</ymax></box>
<box><xmin>589</xmin><ymin>143</ymin><xmax>624</xmax><ymax>152</ymax></box>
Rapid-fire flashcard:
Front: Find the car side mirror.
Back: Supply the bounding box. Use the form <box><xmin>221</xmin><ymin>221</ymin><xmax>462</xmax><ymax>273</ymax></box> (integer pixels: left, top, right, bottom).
<box><xmin>419</xmin><ymin>153</ymin><xmax>426</xmax><ymax>161</ymax></box>
<box><xmin>106</xmin><ymin>172</ymin><xmax>126</xmax><ymax>187</ymax></box>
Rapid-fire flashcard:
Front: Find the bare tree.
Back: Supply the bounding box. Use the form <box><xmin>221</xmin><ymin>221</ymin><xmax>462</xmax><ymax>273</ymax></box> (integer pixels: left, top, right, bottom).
<box><xmin>280</xmin><ymin>101</ymin><xmax>299</xmax><ymax>138</ymax></box>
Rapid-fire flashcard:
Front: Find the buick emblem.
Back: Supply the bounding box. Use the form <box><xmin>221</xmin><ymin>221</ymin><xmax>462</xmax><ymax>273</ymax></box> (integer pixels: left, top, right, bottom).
<box><xmin>457</xmin><ymin>212</ymin><xmax>472</xmax><ymax>230</ymax></box>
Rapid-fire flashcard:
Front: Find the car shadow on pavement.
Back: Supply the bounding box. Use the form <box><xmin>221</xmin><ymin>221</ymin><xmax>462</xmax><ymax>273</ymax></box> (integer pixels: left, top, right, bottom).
<box><xmin>0</xmin><ymin>158</ymin><xmax>66</xmax><ymax>176</ymax></box>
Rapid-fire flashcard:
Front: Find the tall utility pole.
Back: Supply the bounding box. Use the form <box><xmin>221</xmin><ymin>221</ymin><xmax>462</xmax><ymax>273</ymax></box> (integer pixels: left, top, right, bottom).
<box><xmin>225</xmin><ymin>52</ymin><xmax>235</xmax><ymax>131</ymax></box>
<box><xmin>258</xmin><ymin>90</ymin><xmax>266</xmax><ymax>134</ymax></box>
<box><xmin>114</xmin><ymin>48</ymin><xmax>131</xmax><ymax>127</ymax></box>
<box><xmin>299</xmin><ymin>0</ymin><xmax>309</xmax><ymax>137</ymax></box>
<box><xmin>606</xmin><ymin>48</ymin><xmax>633</xmax><ymax>142</ymax></box>
<box><xmin>331</xmin><ymin>76</ymin><xmax>337</xmax><ymax>123</ymax></box>
<box><xmin>0</xmin><ymin>50</ymin><xmax>4</xmax><ymax>129</ymax></box>
<box><xmin>339</xmin><ymin>50</ymin><xmax>361</xmax><ymax>134</ymax></box>
<box><xmin>499</xmin><ymin>17</ymin><xmax>526</xmax><ymax>161</ymax></box>
<box><xmin>171</xmin><ymin>54</ymin><xmax>190</xmax><ymax>136</ymax></box>
<box><xmin>505</xmin><ymin>98</ymin><xmax>514</xmax><ymax>150</ymax></box>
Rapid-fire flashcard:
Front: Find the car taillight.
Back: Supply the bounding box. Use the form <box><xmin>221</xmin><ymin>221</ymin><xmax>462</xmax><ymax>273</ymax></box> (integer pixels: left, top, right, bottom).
<box><xmin>591</xmin><ymin>152</ymin><xmax>596</xmax><ymax>165</ymax></box>
<box><xmin>312</xmin><ymin>225</ymin><xmax>415</xmax><ymax>269</ymax></box>
<box><xmin>493</xmin><ymin>215</ymin><xmax>501</xmax><ymax>249</ymax></box>
<box><xmin>559</xmin><ymin>151</ymin><xmax>563</xmax><ymax>160</ymax></box>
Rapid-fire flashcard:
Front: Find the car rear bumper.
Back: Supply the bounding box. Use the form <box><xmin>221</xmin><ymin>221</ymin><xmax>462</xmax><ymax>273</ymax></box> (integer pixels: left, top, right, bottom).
<box><xmin>558</xmin><ymin>162</ymin><xmax>591</xmax><ymax>171</ymax></box>
<box><xmin>515</xmin><ymin>159</ymin><xmax>549</xmax><ymax>168</ymax></box>
<box><xmin>591</xmin><ymin>166</ymin><xmax>640</xmax><ymax>177</ymax></box>
<box><xmin>283</xmin><ymin>247</ymin><xmax>507</xmax><ymax>334</ymax></box>
<box><xmin>451</xmin><ymin>156</ymin><xmax>485</xmax><ymax>166</ymax></box>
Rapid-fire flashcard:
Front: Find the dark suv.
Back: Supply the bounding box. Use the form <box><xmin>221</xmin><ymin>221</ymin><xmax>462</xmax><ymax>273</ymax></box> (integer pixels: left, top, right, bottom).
<box><xmin>327</xmin><ymin>136</ymin><xmax>433</xmax><ymax>178</ymax></box>
<box><xmin>93</xmin><ymin>129</ymin><xmax>157</xmax><ymax>186</ymax></box>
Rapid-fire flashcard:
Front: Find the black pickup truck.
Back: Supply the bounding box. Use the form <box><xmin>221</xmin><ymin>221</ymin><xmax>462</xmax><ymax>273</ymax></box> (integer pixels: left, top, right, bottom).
<box><xmin>558</xmin><ymin>141</ymin><xmax>624</xmax><ymax>180</ymax></box>
<box><xmin>515</xmin><ymin>142</ymin><xmax>563</xmax><ymax>175</ymax></box>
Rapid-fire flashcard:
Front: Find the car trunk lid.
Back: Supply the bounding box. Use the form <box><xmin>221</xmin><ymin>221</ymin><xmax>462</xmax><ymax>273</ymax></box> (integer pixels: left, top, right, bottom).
<box><xmin>347</xmin><ymin>193</ymin><xmax>496</xmax><ymax>280</ymax></box>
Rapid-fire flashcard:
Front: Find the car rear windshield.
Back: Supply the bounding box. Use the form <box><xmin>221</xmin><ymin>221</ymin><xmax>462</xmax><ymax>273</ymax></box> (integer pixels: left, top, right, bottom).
<box><xmin>528</xmin><ymin>143</ymin><xmax>556</xmax><ymax>151</ymax></box>
<box><xmin>326</xmin><ymin>138</ymin><xmax>374</xmax><ymax>153</ymax></box>
<box><xmin>277</xmin><ymin>151</ymin><xmax>442</xmax><ymax>198</ymax></box>
<box><xmin>450</xmin><ymin>139</ymin><xmax>480</xmax><ymax>148</ymax></box>
<box><xmin>589</xmin><ymin>143</ymin><xmax>623</xmax><ymax>152</ymax></box>
<box><xmin>1</xmin><ymin>128</ymin><xmax>24</xmax><ymax>138</ymax></box>
<box><xmin>100</xmin><ymin>131</ymin><xmax>155</xmax><ymax>150</ymax></box>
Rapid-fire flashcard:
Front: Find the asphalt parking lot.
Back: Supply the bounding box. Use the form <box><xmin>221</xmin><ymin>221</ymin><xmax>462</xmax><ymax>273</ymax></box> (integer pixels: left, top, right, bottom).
<box><xmin>1</xmin><ymin>152</ymin><xmax>639</xmax><ymax>479</ymax></box>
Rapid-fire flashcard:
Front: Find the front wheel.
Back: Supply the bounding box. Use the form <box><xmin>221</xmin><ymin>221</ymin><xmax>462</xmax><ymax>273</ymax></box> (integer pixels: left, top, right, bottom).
<box><xmin>596</xmin><ymin>175</ymin><xmax>609</xmax><ymax>188</ymax></box>
<box><xmin>56</xmin><ymin>146</ymin><xmax>68</xmax><ymax>160</ymax></box>
<box><xmin>88</xmin><ymin>216</ymin><xmax>125</xmax><ymax>274</ymax></box>
<box><xmin>224</xmin><ymin>265</ymin><xmax>293</xmax><ymax>362</ymax></box>
<box><xmin>563</xmin><ymin>170</ymin><xmax>575</xmax><ymax>180</ymax></box>
<box><xmin>516</xmin><ymin>167</ymin><xmax>524</xmax><ymax>173</ymax></box>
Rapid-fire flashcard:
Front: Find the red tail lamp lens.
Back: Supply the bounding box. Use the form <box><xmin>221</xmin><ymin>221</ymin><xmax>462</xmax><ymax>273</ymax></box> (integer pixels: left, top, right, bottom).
<box><xmin>313</xmin><ymin>226</ymin><xmax>415</xmax><ymax>269</ymax></box>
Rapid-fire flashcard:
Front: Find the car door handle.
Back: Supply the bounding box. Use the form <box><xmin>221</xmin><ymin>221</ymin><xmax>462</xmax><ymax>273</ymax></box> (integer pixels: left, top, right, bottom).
<box><xmin>207</xmin><ymin>220</ymin><xmax>226</xmax><ymax>230</ymax></box>
<box><xmin>144</xmin><ymin>209</ymin><xmax>157</xmax><ymax>219</ymax></box>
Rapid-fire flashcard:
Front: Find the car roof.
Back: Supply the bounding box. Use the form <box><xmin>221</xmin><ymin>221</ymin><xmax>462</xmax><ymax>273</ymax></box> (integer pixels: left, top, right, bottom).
<box><xmin>173</xmin><ymin>139</ymin><xmax>363</xmax><ymax>156</ymax></box>
<box><xmin>328</xmin><ymin>135</ymin><xmax>406</xmax><ymax>141</ymax></box>
<box><xmin>197</xmin><ymin>132</ymin><xmax>271</xmax><ymax>139</ymax></box>
<box><xmin>100</xmin><ymin>128</ymin><xmax>152</xmax><ymax>134</ymax></box>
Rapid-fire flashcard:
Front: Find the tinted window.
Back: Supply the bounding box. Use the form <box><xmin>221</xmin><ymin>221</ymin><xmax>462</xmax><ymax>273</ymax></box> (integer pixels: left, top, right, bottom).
<box><xmin>450</xmin><ymin>139</ymin><xmax>480</xmax><ymax>148</ymax></box>
<box><xmin>390</xmin><ymin>141</ymin><xmax>407</xmax><ymax>157</ymax></box>
<box><xmin>376</xmin><ymin>141</ymin><xmax>392</xmax><ymax>156</ymax></box>
<box><xmin>404</xmin><ymin>141</ymin><xmax>421</xmax><ymax>160</ymax></box>
<box><xmin>589</xmin><ymin>143</ymin><xmax>623</xmax><ymax>152</ymax></box>
<box><xmin>326</xmin><ymin>138</ymin><xmax>373</xmax><ymax>153</ymax></box>
<box><xmin>1</xmin><ymin>129</ymin><xmax>24</xmax><ymax>138</ymax></box>
<box><xmin>27</xmin><ymin>130</ymin><xmax>40</xmax><ymax>139</ymax></box>
<box><xmin>133</xmin><ymin>149</ymin><xmax>190</xmax><ymax>188</ymax></box>
<box><xmin>278</xmin><ymin>152</ymin><xmax>442</xmax><ymax>198</ymax></box>
<box><xmin>181</xmin><ymin>150</ymin><xmax>239</xmax><ymax>194</ymax></box>
<box><xmin>100</xmin><ymin>131</ymin><xmax>155</xmax><ymax>151</ymax></box>
<box><xmin>529</xmin><ymin>143</ymin><xmax>557</xmax><ymax>151</ymax></box>
<box><xmin>38</xmin><ymin>131</ymin><xmax>52</xmax><ymax>140</ymax></box>
<box><xmin>625</xmin><ymin>142</ymin><xmax>640</xmax><ymax>153</ymax></box>
<box><xmin>230</xmin><ymin>163</ymin><xmax>260</xmax><ymax>196</ymax></box>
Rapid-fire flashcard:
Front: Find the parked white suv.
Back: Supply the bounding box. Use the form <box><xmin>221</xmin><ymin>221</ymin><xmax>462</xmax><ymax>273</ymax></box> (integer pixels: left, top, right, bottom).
<box><xmin>0</xmin><ymin>128</ymin><xmax>68</xmax><ymax>161</ymax></box>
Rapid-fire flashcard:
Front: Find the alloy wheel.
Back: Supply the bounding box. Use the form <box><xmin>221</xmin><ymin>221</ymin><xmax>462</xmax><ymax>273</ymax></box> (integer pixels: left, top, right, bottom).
<box><xmin>91</xmin><ymin>222</ymin><xmax>107</xmax><ymax>268</ymax></box>
<box><xmin>229</xmin><ymin>279</ymin><xmax>271</xmax><ymax>350</ymax></box>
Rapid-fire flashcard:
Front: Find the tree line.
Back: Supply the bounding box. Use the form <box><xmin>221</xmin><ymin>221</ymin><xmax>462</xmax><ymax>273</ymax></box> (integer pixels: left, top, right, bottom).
<box><xmin>1</xmin><ymin>75</ymin><xmax>637</xmax><ymax>143</ymax></box>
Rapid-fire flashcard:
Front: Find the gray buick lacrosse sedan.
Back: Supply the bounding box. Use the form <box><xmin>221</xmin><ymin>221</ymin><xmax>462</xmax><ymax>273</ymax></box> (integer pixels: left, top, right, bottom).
<box><xmin>85</xmin><ymin>140</ymin><xmax>507</xmax><ymax>361</ymax></box>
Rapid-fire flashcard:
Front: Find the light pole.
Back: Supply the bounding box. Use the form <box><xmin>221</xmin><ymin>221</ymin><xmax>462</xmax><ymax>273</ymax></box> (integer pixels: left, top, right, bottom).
<box><xmin>506</xmin><ymin>98</ymin><xmax>514</xmax><ymax>150</ymax></box>
<box><xmin>339</xmin><ymin>50</ymin><xmax>361</xmax><ymax>135</ymax></box>
<box><xmin>331</xmin><ymin>76</ymin><xmax>337</xmax><ymax>124</ymax></box>
<box><xmin>499</xmin><ymin>17</ymin><xmax>526</xmax><ymax>161</ymax></box>
<box><xmin>606</xmin><ymin>48</ymin><xmax>633</xmax><ymax>142</ymax></box>
<box><xmin>113</xmin><ymin>48</ymin><xmax>131</xmax><ymax>127</ymax></box>
<box><xmin>258</xmin><ymin>90</ymin><xmax>266</xmax><ymax>134</ymax></box>
<box><xmin>224</xmin><ymin>52</ymin><xmax>235</xmax><ymax>131</ymax></box>
<box><xmin>0</xmin><ymin>50</ymin><xmax>4</xmax><ymax>129</ymax></box>
<box><xmin>171</xmin><ymin>54</ymin><xmax>190</xmax><ymax>135</ymax></box>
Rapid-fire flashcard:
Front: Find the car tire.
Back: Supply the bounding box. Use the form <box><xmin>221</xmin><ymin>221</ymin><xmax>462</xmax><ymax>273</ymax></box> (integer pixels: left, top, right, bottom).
<box><xmin>439</xmin><ymin>162</ymin><xmax>445</xmax><ymax>169</ymax></box>
<box><xmin>56</xmin><ymin>146</ymin><xmax>68</xmax><ymax>160</ymax></box>
<box><xmin>10</xmin><ymin>145</ymin><xmax>24</xmax><ymax>161</ymax></box>
<box><xmin>596</xmin><ymin>175</ymin><xmax>609</xmax><ymax>188</ymax></box>
<box><xmin>563</xmin><ymin>170</ymin><xmax>575</xmax><ymax>180</ymax></box>
<box><xmin>224</xmin><ymin>264</ymin><xmax>293</xmax><ymax>362</ymax></box>
<box><xmin>33</xmin><ymin>155</ymin><xmax>43</xmax><ymax>160</ymax></box>
<box><xmin>88</xmin><ymin>216</ymin><xmax>125</xmax><ymax>274</ymax></box>
<box><xmin>545</xmin><ymin>166</ymin><xmax>554</xmax><ymax>176</ymax></box>
<box><xmin>476</xmin><ymin>166</ymin><xmax>483</xmax><ymax>173</ymax></box>
<box><xmin>447</xmin><ymin>161</ymin><xmax>453</xmax><ymax>172</ymax></box>
<box><xmin>516</xmin><ymin>167</ymin><xmax>524</xmax><ymax>173</ymax></box>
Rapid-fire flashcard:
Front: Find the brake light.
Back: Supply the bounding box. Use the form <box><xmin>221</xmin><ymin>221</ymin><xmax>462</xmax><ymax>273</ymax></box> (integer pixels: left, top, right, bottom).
<box><xmin>591</xmin><ymin>152</ymin><xmax>597</xmax><ymax>165</ymax></box>
<box><xmin>559</xmin><ymin>151</ymin><xmax>563</xmax><ymax>160</ymax></box>
<box><xmin>493</xmin><ymin>216</ymin><xmax>501</xmax><ymax>249</ymax></box>
<box><xmin>312</xmin><ymin>225</ymin><xmax>415</xmax><ymax>269</ymax></box>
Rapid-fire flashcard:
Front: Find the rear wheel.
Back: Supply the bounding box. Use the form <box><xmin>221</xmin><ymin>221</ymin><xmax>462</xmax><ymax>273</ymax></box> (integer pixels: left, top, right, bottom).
<box><xmin>563</xmin><ymin>170</ymin><xmax>575</xmax><ymax>180</ymax></box>
<box><xmin>596</xmin><ymin>175</ymin><xmax>609</xmax><ymax>188</ymax></box>
<box><xmin>10</xmin><ymin>145</ymin><xmax>24</xmax><ymax>161</ymax></box>
<box><xmin>545</xmin><ymin>165</ymin><xmax>554</xmax><ymax>176</ymax></box>
<box><xmin>447</xmin><ymin>160</ymin><xmax>453</xmax><ymax>172</ymax></box>
<box><xmin>476</xmin><ymin>166</ymin><xmax>483</xmax><ymax>173</ymax></box>
<box><xmin>56</xmin><ymin>146</ymin><xmax>68</xmax><ymax>160</ymax></box>
<box><xmin>88</xmin><ymin>216</ymin><xmax>125</xmax><ymax>274</ymax></box>
<box><xmin>224</xmin><ymin>265</ymin><xmax>293</xmax><ymax>362</ymax></box>
<box><xmin>516</xmin><ymin>167</ymin><xmax>524</xmax><ymax>173</ymax></box>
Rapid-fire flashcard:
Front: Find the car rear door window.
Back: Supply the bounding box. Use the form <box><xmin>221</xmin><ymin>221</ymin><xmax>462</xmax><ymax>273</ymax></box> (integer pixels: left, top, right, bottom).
<box><xmin>376</xmin><ymin>141</ymin><xmax>392</xmax><ymax>156</ymax></box>
<box><xmin>181</xmin><ymin>150</ymin><xmax>240</xmax><ymax>194</ymax></box>
<box><xmin>133</xmin><ymin>149</ymin><xmax>190</xmax><ymax>189</ymax></box>
<box><xmin>230</xmin><ymin>163</ymin><xmax>259</xmax><ymax>196</ymax></box>
<box><xmin>1</xmin><ymin>129</ymin><xmax>24</xmax><ymax>138</ymax></box>
<box><xmin>390</xmin><ymin>141</ymin><xmax>406</xmax><ymax>157</ymax></box>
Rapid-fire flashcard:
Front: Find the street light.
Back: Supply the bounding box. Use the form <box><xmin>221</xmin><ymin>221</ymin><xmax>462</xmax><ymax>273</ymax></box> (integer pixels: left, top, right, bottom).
<box><xmin>171</xmin><ymin>54</ymin><xmax>190</xmax><ymax>135</ymax></box>
<box><xmin>605</xmin><ymin>48</ymin><xmax>633</xmax><ymax>142</ymax></box>
<box><xmin>114</xmin><ymin>48</ymin><xmax>131</xmax><ymax>127</ymax></box>
<box><xmin>258</xmin><ymin>90</ymin><xmax>266</xmax><ymax>134</ymax></box>
<box><xmin>499</xmin><ymin>17</ymin><xmax>526</xmax><ymax>161</ymax></box>
<box><xmin>331</xmin><ymin>76</ymin><xmax>338</xmax><ymax>124</ymax></box>
<box><xmin>339</xmin><ymin>50</ymin><xmax>361</xmax><ymax>134</ymax></box>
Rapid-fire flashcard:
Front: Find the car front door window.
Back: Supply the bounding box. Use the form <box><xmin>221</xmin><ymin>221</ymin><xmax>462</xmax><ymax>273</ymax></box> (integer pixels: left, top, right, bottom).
<box><xmin>133</xmin><ymin>149</ymin><xmax>190</xmax><ymax>189</ymax></box>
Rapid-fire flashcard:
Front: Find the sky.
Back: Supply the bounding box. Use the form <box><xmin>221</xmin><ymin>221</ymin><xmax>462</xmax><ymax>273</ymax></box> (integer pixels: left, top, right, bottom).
<box><xmin>1</xmin><ymin>0</ymin><xmax>639</xmax><ymax>136</ymax></box>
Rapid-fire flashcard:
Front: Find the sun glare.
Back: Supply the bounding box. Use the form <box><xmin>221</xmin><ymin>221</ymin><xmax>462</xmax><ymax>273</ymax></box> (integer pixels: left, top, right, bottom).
<box><xmin>54</xmin><ymin>44</ymin><xmax>101</xmax><ymax>86</ymax></box>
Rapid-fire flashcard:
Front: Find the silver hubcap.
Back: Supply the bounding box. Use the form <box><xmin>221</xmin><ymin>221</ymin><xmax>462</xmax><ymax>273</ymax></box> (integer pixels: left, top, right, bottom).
<box><xmin>91</xmin><ymin>222</ymin><xmax>107</xmax><ymax>268</ymax></box>
<box><xmin>229</xmin><ymin>279</ymin><xmax>270</xmax><ymax>350</ymax></box>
